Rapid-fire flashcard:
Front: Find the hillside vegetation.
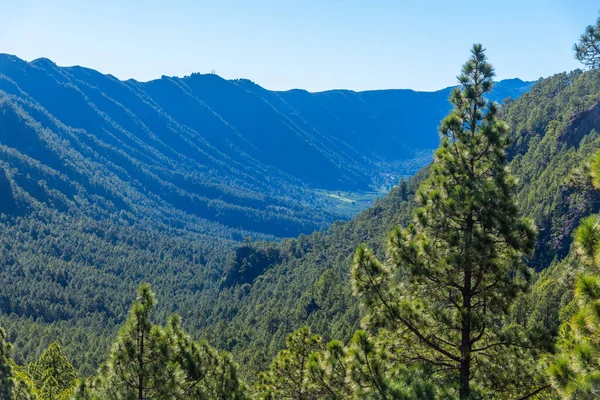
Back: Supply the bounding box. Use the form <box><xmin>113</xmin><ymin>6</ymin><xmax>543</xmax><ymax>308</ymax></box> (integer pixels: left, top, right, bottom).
<box><xmin>0</xmin><ymin>55</ymin><xmax>531</xmax><ymax>377</ymax></box>
<box><xmin>208</xmin><ymin>67</ymin><xmax>600</xmax><ymax>379</ymax></box>
<box><xmin>4</xmin><ymin>32</ymin><xmax>600</xmax><ymax>397</ymax></box>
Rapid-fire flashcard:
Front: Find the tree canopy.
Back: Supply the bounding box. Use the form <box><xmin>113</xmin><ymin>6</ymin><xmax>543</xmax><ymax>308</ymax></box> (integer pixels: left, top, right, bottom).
<box><xmin>574</xmin><ymin>14</ymin><xmax>600</xmax><ymax>69</ymax></box>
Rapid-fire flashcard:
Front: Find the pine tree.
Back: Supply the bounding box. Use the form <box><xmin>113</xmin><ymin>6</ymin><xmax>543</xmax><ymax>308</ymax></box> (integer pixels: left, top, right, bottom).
<box><xmin>255</xmin><ymin>326</ymin><xmax>439</xmax><ymax>399</ymax></box>
<box><xmin>167</xmin><ymin>315</ymin><xmax>248</xmax><ymax>399</ymax></box>
<box><xmin>574</xmin><ymin>14</ymin><xmax>600</xmax><ymax>70</ymax></box>
<box><xmin>11</xmin><ymin>364</ymin><xmax>36</xmax><ymax>400</ymax></box>
<box><xmin>91</xmin><ymin>283</ymin><xmax>182</xmax><ymax>399</ymax></box>
<box><xmin>80</xmin><ymin>283</ymin><xmax>248</xmax><ymax>399</ymax></box>
<box><xmin>345</xmin><ymin>330</ymin><xmax>389</xmax><ymax>398</ymax></box>
<box><xmin>28</xmin><ymin>342</ymin><xmax>78</xmax><ymax>400</ymax></box>
<box><xmin>548</xmin><ymin>274</ymin><xmax>600</xmax><ymax>399</ymax></box>
<box><xmin>548</xmin><ymin>193</ymin><xmax>600</xmax><ymax>397</ymax></box>
<box><xmin>0</xmin><ymin>327</ymin><xmax>14</xmax><ymax>400</ymax></box>
<box><xmin>345</xmin><ymin>330</ymin><xmax>438</xmax><ymax>400</ymax></box>
<box><xmin>351</xmin><ymin>44</ymin><xmax>537</xmax><ymax>399</ymax></box>
<box><xmin>254</xmin><ymin>327</ymin><xmax>321</xmax><ymax>399</ymax></box>
<box><xmin>307</xmin><ymin>339</ymin><xmax>351</xmax><ymax>399</ymax></box>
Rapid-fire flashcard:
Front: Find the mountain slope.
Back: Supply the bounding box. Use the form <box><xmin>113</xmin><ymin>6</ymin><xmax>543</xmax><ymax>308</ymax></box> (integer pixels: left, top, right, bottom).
<box><xmin>0</xmin><ymin>53</ymin><xmax>533</xmax><ymax>375</ymax></box>
<box><xmin>202</xmin><ymin>69</ymin><xmax>600</xmax><ymax>378</ymax></box>
<box><xmin>0</xmin><ymin>54</ymin><xmax>532</xmax><ymax>238</ymax></box>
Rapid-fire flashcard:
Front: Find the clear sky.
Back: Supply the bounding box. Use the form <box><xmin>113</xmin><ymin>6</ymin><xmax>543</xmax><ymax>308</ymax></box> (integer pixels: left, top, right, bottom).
<box><xmin>0</xmin><ymin>0</ymin><xmax>597</xmax><ymax>92</ymax></box>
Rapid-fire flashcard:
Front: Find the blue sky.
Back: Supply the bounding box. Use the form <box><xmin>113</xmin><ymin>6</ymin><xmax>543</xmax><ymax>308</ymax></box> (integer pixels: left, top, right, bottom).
<box><xmin>0</xmin><ymin>0</ymin><xmax>597</xmax><ymax>92</ymax></box>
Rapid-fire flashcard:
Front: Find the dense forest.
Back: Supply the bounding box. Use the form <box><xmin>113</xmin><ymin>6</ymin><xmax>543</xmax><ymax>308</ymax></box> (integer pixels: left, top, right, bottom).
<box><xmin>2</xmin><ymin>12</ymin><xmax>600</xmax><ymax>400</ymax></box>
<box><xmin>0</xmin><ymin>44</ymin><xmax>531</xmax><ymax>380</ymax></box>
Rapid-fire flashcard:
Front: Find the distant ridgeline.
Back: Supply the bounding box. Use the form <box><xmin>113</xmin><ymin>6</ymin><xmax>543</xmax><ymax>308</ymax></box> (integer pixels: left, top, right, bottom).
<box><xmin>0</xmin><ymin>54</ymin><xmax>531</xmax><ymax>238</ymax></box>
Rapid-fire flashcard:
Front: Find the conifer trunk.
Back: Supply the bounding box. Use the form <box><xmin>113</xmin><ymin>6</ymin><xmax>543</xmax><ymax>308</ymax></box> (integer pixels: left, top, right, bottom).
<box><xmin>460</xmin><ymin>212</ymin><xmax>474</xmax><ymax>399</ymax></box>
<box><xmin>460</xmin><ymin>292</ymin><xmax>472</xmax><ymax>399</ymax></box>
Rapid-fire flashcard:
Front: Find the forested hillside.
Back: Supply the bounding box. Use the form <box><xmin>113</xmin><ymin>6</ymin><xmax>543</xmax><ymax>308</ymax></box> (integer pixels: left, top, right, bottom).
<box><xmin>3</xmin><ymin>39</ymin><xmax>600</xmax><ymax>398</ymax></box>
<box><xmin>0</xmin><ymin>55</ymin><xmax>533</xmax><ymax>379</ymax></box>
<box><xmin>0</xmin><ymin>64</ymin><xmax>591</xmax><ymax>376</ymax></box>
<box><xmin>0</xmin><ymin>54</ymin><xmax>531</xmax><ymax>238</ymax></box>
<box><xmin>207</xmin><ymin>67</ymin><xmax>600</xmax><ymax>379</ymax></box>
<box><xmin>3</xmin><ymin>2</ymin><xmax>600</xmax><ymax>396</ymax></box>
<box><xmin>6</xmin><ymin>45</ymin><xmax>600</xmax><ymax>396</ymax></box>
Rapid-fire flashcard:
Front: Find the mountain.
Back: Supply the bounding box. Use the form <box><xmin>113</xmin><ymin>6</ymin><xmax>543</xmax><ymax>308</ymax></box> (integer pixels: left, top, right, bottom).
<box><xmin>0</xmin><ymin>53</ymin><xmax>535</xmax><ymax>375</ymax></box>
<box><xmin>0</xmin><ymin>54</ymin><xmax>532</xmax><ymax>239</ymax></box>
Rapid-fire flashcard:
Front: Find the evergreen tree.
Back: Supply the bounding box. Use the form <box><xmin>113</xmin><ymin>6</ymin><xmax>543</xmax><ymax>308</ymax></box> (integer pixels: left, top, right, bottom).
<box><xmin>574</xmin><ymin>14</ymin><xmax>600</xmax><ymax>69</ymax></box>
<box><xmin>345</xmin><ymin>330</ymin><xmax>439</xmax><ymax>400</ymax></box>
<box><xmin>307</xmin><ymin>339</ymin><xmax>351</xmax><ymax>399</ymax></box>
<box><xmin>548</xmin><ymin>274</ymin><xmax>600</xmax><ymax>399</ymax></box>
<box><xmin>210</xmin><ymin>352</ymin><xmax>248</xmax><ymax>400</ymax></box>
<box><xmin>11</xmin><ymin>364</ymin><xmax>37</xmax><ymax>400</ymax></box>
<box><xmin>255</xmin><ymin>327</ymin><xmax>321</xmax><ymax>399</ymax></box>
<box><xmin>90</xmin><ymin>283</ymin><xmax>182</xmax><ymax>399</ymax></box>
<box><xmin>255</xmin><ymin>327</ymin><xmax>439</xmax><ymax>400</ymax></box>
<box><xmin>351</xmin><ymin>44</ymin><xmax>537</xmax><ymax>399</ymax></box>
<box><xmin>345</xmin><ymin>330</ymin><xmax>390</xmax><ymax>399</ymax></box>
<box><xmin>167</xmin><ymin>315</ymin><xmax>248</xmax><ymax>399</ymax></box>
<box><xmin>548</xmin><ymin>188</ymin><xmax>600</xmax><ymax>398</ymax></box>
<box><xmin>0</xmin><ymin>327</ymin><xmax>14</xmax><ymax>400</ymax></box>
<box><xmin>78</xmin><ymin>283</ymin><xmax>249</xmax><ymax>399</ymax></box>
<box><xmin>28</xmin><ymin>342</ymin><xmax>78</xmax><ymax>400</ymax></box>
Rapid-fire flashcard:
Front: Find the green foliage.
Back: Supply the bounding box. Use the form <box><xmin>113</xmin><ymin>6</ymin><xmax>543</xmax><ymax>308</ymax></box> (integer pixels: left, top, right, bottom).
<box><xmin>344</xmin><ymin>330</ymin><xmax>437</xmax><ymax>400</ymax></box>
<box><xmin>75</xmin><ymin>283</ymin><xmax>248</xmax><ymax>399</ymax></box>
<box><xmin>254</xmin><ymin>326</ymin><xmax>322</xmax><ymax>399</ymax></box>
<box><xmin>547</xmin><ymin>164</ymin><xmax>600</xmax><ymax>398</ymax></box>
<box><xmin>28</xmin><ymin>342</ymin><xmax>78</xmax><ymax>399</ymax></box>
<box><xmin>11</xmin><ymin>364</ymin><xmax>37</xmax><ymax>400</ymax></box>
<box><xmin>0</xmin><ymin>57</ymin><xmax>533</xmax><ymax>382</ymax></box>
<box><xmin>573</xmin><ymin>215</ymin><xmax>600</xmax><ymax>264</ymax></box>
<box><xmin>574</xmin><ymin>14</ymin><xmax>600</xmax><ymax>70</ymax></box>
<box><xmin>195</xmin><ymin>62</ymin><xmax>600</xmax><ymax>384</ymax></box>
<box><xmin>204</xmin><ymin>175</ymin><xmax>424</xmax><ymax>379</ymax></box>
<box><xmin>548</xmin><ymin>274</ymin><xmax>600</xmax><ymax>398</ymax></box>
<box><xmin>254</xmin><ymin>327</ymin><xmax>442</xmax><ymax>400</ymax></box>
<box><xmin>503</xmin><ymin>68</ymin><xmax>600</xmax><ymax>269</ymax></box>
<box><xmin>255</xmin><ymin>327</ymin><xmax>441</xmax><ymax>400</ymax></box>
<box><xmin>1</xmin><ymin>33</ymin><xmax>600</xmax><ymax>400</ymax></box>
<box><xmin>167</xmin><ymin>315</ymin><xmax>248</xmax><ymax>399</ymax></box>
<box><xmin>88</xmin><ymin>283</ymin><xmax>183</xmax><ymax>399</ymax></box>
<box><xmin>351</xmin><ymin>44</ymin><xmax>543</xmax><ymax>399</ymax></box>
<box><xmin>306</xmin><ymin>339</ymin><xmax>351</xmax><ymax>399</ymax></box>
<box><xmin>223</xmin><ymin>242</ymin><xmax>281</xmax><ymax>287</ymax></box>
<box><xmin>0</xmin><ymin>327</ymin><xmax>14</xmax><ymax>399</ymax></box>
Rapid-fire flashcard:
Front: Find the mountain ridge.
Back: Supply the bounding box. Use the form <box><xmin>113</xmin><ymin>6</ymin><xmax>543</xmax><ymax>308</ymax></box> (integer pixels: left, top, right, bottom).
<box><xmin>0</xmin><ymin>53</ymin><xmax>533</xmax><ymax>238</ymax></box>
<box><xmin>24</xmin><ymin>54</ymin><xmax>530</xmax><ymax>95</ymax></box>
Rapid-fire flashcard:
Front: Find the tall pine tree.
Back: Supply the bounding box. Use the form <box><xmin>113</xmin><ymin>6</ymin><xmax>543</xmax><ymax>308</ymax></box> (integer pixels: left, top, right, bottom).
<box><xmin>167</xmin><ymin>315</ymin><xmax>248</xmax><ymax>399</ymax></box>
<box><xmin>255</xmin><ymin>326</ymin><xmax>322</xmax><ymax>399</ymax></box>
<box><xmin>90</xmin><ymin>283</ymin><xmax>182</xmax><ymax>399</ymax></box>
<box><xmin>77</xmin><ymin>283</ymin><xmax>248</xmax><ymax>399</ymax></box>
<box><xmin>351</xmin><ymin>44</ymin><xmax>537</xmax><ymax>398</ymax></box>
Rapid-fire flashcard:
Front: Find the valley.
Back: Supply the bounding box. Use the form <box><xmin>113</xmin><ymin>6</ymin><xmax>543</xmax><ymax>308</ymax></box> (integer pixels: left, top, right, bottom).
<box><xmin>1</xmin><ymin>11</ymin><xmax>599</xmax><ymax>395</ymax></box>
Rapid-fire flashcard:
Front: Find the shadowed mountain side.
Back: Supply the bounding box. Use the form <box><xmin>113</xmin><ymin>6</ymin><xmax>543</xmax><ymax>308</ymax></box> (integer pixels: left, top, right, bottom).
<box><xmin>0</xmin><ymin>53</ymin><xmax>532</xmax><ymax>238</ymax></box>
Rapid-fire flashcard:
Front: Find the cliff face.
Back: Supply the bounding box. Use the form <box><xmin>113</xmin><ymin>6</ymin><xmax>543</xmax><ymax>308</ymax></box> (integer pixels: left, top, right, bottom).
<box><xmin>561</xmin><ymin>101</ymin><xmax>600</xmax><ymax>148</ymax></box>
